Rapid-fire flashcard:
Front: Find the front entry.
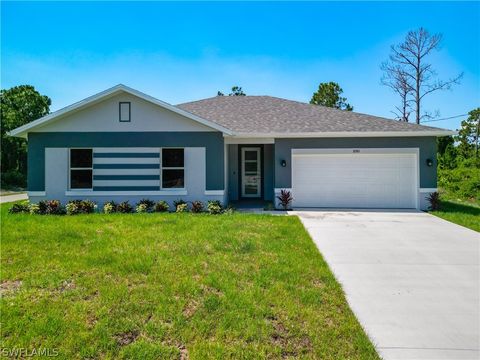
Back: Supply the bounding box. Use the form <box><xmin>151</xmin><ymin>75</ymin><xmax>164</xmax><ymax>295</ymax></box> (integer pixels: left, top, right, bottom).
<box><xmin>241</xmin><ymin>147</ymin><xmax>261</xmax><ymax>198</ymax></box>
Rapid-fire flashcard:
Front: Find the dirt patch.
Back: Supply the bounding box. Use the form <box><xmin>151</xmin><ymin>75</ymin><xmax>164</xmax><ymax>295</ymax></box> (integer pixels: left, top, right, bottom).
<box><xmin>59</xmin><ymin>279</ymin><xmax>76</xmax><ymax>292</ymax></box>
<box><xmin>312</xmin><ymin>279</ymin><xmax>325</xmax><ymax>289</ymax></box>
<box><xmin>114</xmin><ymin>330</ymin><xmax>139</xmax><ymax>346</ymax></box>
<box><xmin>201</xmin><ymin>284</ymin><xmax>224</xmax><ymax>297</ymax></box>
<box><xmin>183</xmin><ymin>299</ymin><xmax>199</xmax><ymax>318</ymax></box>
<box><xmin>266</xmin><ymin>314</ymin><xmax>312</xmax><ymax>358</ymax></box>
<box><xmin>0</xmin><ymin>280</ymin><xmax>22</xmax><ymax>295</ymax></box>
<box><xmin>178</xmin><ymin>343</ymin><xmax>189</xmax><ymax>360</ymax></box>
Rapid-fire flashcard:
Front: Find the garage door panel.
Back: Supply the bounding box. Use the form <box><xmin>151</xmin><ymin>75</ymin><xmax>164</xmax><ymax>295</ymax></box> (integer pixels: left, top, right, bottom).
<box><xmin>292</xmin><ymin>152</ymin><xmax>417</xmax><ymax>209</ymax></box>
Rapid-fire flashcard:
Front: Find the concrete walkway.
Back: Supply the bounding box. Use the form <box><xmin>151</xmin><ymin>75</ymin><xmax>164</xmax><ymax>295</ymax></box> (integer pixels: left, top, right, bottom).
<box><xmin>295</xmin><ymin>210</ymin><xmax>480</xmax><ymax>360</ymax></box>
<box><xmin>0</xmin><ymin>193</ymin><xmax>28</xmax><ymax>204</ymax></box>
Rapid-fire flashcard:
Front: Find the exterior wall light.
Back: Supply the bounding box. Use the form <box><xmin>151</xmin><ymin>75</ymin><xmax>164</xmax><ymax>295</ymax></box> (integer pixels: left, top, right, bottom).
<box><xmin>280</xmin><ymin>159</ymin><xmax>287</xmax><ymax>167</ymax></box>
<box><xmin>426</xmin><ymin>158</ymin><xmax>433</xmax><ymax>167</ymax></box>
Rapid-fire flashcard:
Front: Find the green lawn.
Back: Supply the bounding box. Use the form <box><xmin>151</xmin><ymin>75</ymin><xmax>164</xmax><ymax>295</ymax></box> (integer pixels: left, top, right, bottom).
<box><xmin>0</xmin><ymin>204</ymin><xmax>378</xmax><ymax>359</ymax></box>
<box><xmin>430</xmin><ymin>199</ymin><xmax>480</xmax><ymax>232</ymax></box>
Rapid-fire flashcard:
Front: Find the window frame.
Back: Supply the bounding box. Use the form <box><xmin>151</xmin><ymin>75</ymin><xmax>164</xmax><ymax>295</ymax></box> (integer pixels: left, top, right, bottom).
<box><xmin>160</xmin><ymin>147</ymin><xmax>185</xmax><ymax>190</ymax></box>
<box><xmin>69</xmin><ymin>148</ymin><xmax>93</xmax><ymax>190</ymax></box>
<box><xmin>119</xmin><ymin>101</ymin><xmax>131</xmax><ymax>122</ymax></box>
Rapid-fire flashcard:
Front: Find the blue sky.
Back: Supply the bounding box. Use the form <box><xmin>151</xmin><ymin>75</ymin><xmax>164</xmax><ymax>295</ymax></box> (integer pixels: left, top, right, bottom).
<box><xmin>2</xmin><ymin>1</ymin><xmax>479</xmax><ymax>130</ymax></box>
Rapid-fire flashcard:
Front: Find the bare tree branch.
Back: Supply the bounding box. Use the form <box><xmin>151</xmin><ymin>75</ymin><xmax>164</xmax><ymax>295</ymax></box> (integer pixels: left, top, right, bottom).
<box><xmin>380</xmin><ymin>27</ymin><xmax>462</xmax><ymax>124</ymax></box>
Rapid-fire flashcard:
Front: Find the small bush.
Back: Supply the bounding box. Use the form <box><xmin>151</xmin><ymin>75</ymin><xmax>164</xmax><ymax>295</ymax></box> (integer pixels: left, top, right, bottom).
<box><xmin>173</xmin><ymin>199</ymin><xmax>187</xmax><ymax>208</ymax></box>
<box><xmin>117</xmin><ymin>201</ymin><xmax>134</xmax><ymax>213</ymax></box>
<box><xmin>223</xmin><ymin>205</ymin><xmax>236</xmax><ymax>215</ymax></box>
<box><xmin>29</xmin><ymin>204</ymin><xmax>40</xmax><ymax>215</ymax></box>
<box><xmin>137</xmin><ymin>198</ymin><xmax>155</xmax><ymax>212</ymax></box>
<box><xmin>207</xmin><ymin>200</ymin><xmax>223</xmax><ymax>215</ymax></box>
<box><xmin>1</xmin><ymin>170</ymin><xmax>26</xmax><ymax>188</ymax></box>
<box><xmin>66</xmin><ymin>200</ymin><xmax>96</xmax><ymax>215</ymax></box>
<box><xmin>103</xmin><ymin>201</ymin><xmax>117</xmax><ymax>214</ymax></box>
<box><xmin>44</xmin><ymin>200</ymin><xmax>65</xmax><ymax>215</ymax></box>
<box><xmin>190</xmin><ymin>201</ymin><xmax>204</xmax><ymax>213</ymax></box>
<box><xmin>276</xmin><ymin>189</ymin><xmax>293</xmax><ymax>210</ymax></box>
<box><xmin>427</xmin><ymin>192</ymin><xmax>441</xmax><ymax>211</ymax></box>
<box><xmin>154</xmin><ymin>200</ymin><xmax>169</xmax><ymax>212</ymax></box>
<box><xmin>176</xmin><ymin>203</ymin><xmax>189</xmax><ymax>213</ymax></box>
<box><xmin>9</xmin><ymin>202</ymin><xmax>30</xmax><ymax>214</ymax></box>
<box><xmin>136</xmin><ymin>204</ymin><xmax>148</xmax><ymax>213</ymax></box>
<box><xmin>37</xmin><ymin>201</ymin><xmax>48</xmax><ymax>215</ymax></box>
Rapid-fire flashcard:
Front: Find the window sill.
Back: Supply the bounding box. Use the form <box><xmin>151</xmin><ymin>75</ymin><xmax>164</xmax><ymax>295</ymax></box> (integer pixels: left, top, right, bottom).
<box><xmin>65</xmin><ymin>190</ymin><xmax>188</xmax><ymax>196</ymax></box>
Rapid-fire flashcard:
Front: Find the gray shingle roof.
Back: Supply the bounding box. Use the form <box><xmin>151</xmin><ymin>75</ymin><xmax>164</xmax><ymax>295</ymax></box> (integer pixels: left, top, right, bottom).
<box><xmin>177</xmin><ymin>95</ymin><xmax>448</xmax><ymax>135</ymax></box>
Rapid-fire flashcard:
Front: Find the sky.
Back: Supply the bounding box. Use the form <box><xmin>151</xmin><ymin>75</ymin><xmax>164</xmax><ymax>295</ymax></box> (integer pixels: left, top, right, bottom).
<box><xmin>1</xmin><ymin>1</ymin><xmax>479</xmax><ymax>130</ymax></box>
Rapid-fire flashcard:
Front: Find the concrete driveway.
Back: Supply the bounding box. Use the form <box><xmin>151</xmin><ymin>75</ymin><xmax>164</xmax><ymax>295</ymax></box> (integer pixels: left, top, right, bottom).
<box><xmin>295</xmin><ymin>210</ymin><xmax>479</xmax><ymax>360</ymax></box>
<box><xmin>0</xmin><ymin>193</ymin><xmax>28</xmax><ymax>204</ymax></box>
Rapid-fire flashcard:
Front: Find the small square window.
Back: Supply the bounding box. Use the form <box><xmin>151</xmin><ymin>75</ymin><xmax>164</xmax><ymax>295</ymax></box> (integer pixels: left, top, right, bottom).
<box><xmin>119</xmin><ymin>102</ymin><xmax>131</xmax><ymax>122</ymax></box>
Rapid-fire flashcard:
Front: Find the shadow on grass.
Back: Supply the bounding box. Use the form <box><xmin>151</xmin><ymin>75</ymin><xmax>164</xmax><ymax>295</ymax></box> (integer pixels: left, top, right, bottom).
<box><xmin>439</xmin><ymin>200</ymin><xmax>480</xmax><ymax>216</ymax></box>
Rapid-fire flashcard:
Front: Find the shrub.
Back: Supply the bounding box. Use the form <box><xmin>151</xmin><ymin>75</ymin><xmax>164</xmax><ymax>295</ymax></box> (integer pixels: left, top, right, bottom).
<box><xmin>173</xmin><ymin>199</ymin><xmax>187</xmax><ymax>208</ymax></box>
<box><xmin>8</xmin><ymin>202</ymin><xmax>30</xmax><ymax>214</ymax></box>
<box><xmin>276</xmin><ymin>189</ymin><xmax>293</xmax><ymax>210</ymax></box>
<box><xmin>427</xmin><ymin>192</ymin><xmax>441</xmax><ymax>211</ymax></box>
<box><xmin>117</xmin><ymin>201</ymin><xmax>134</xmax><ymax>213</ymax></box>
<box><xmin>66</xmin><ymin>201</ymin><xmax>80</xmax><ymax>215</ymax></box>
<box><xmin>136</xmin><ymin>204</ymin><xmax>148</xmax><ymax>213</ymax></box>
<box><xmin>154</xmin><ymin>200</ymin><xmax>169</xmax><ymax>212</ymax></box>
<box><xmin>66</xmin><ymin>200</ymin><xmax>96</xmax><ymax>215</ymax></box>
<box><xmin>37</xmin><ymin>200</ymin><xmax>48</xmax><ymax>215</ymax></box>
<box><xmin>207</xmin><ymin>200</ymin><xmax>223</xmax><ymax>215</ymax></box>
<box><xmin>223</xmin><ymin>205</ymin><xmax>236</xmax><ymax>215</ymax></box>
<box><xmin>1</xmin><ymin>170</ymin><xmax>26</xmax><ymax>188</ymax></box>
<box><xmin>29</xmin><ymin>204</ymin><xmax>40</xmax><ymax>215</ymax></box>
<box><xmin>190</xmin><ymin>201</ymin><xmax>204</xmax><ymax>213</ymax></box>
<box><xmin>44</xmin><ymin>200</ymin><xmax>65</xmax><ymax>215</ymax></box>
<box><xmin>438</xmin><ymin>166</ymin><xmax>480</xmax><ymax>201</ymax></box>
<box><xmin>103</xmin><ymin>201</ymin><xmax>117</xmax><ymax>214</ymax></box>
<box><xmin>176</xmin><ymin>203</ymin><xmax>189</xmax><ymax>213</ymax></box>
<box><xmin>137</xmin><ymin>198</ymin><xmax>155</xmax><ymax>212</ymax></box>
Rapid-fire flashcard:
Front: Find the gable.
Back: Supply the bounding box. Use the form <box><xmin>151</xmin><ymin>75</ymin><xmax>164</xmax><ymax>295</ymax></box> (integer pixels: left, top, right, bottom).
<box><xmin>34</xmin><ymin>92</ymin><xmax>216</xmax><ymax>133</ymax></box>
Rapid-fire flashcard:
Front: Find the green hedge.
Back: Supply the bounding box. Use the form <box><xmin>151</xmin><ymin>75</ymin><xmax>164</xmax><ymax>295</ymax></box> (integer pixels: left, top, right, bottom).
<box><xmin>438</xmin><ymin>166</ymin><xmax>480</xmax><ymax>201</ymax></box>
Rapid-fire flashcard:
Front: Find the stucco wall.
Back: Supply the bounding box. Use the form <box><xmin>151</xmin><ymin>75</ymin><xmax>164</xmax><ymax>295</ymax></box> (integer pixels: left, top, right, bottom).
<box><xmin>274</xmin><ymin>137</ymin><xmax>438</xmax><ymax>189</ymax></box>
<box><xmin>28</xmin><ymin>132</ymin><xmax>225</xmax><ymax>191</ymax></box>
<box><xmin>35</xmin><ymin>93</ymin><xmax>213</xmax><ymax>133</ymax></box>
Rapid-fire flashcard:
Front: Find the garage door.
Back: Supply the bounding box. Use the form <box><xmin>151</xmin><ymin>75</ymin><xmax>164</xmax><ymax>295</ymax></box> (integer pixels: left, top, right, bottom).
<box><xmin>292</xmin><ymin>150</ymin><xmax>417</xmax><ymax>209</ymax></box>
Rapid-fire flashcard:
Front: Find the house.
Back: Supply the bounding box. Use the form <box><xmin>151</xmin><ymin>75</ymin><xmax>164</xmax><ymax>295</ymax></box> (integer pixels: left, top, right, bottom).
<box><xmin>9</xmin><ymin>84</ymin><xmax>454</xmax><ymax>210</ymax></box>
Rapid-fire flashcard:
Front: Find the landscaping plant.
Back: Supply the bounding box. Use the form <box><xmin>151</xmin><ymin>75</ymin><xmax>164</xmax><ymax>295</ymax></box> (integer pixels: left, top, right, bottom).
<box><xmin>137</xmin><ymin>198</ymin><xmax>155</xmax><ymax>212</ymax></box>
<box><xmin>207</xmin><ymin>200</ymin><xmax>223</xmax><ymax>215</ymax></box>
<box><xmin>276</xmin><ymin>189</ymin><xmax>293</xmax><ymax>210</ymax></box>
<box><xmin>8</xmin><ymin>202</ymin><xmax>30</xmax><ymax>214</ymax></box>
<box><xmin>176</xmin><ymin>203</ymin><xmax>188</xmax><ymax>213</ymax></box>
<box><xmin>103</xmin><ymin>201</ymin><xmax>117</xmax><ymax>214</ymax></box>
<box><xmin>153</xmin><ymin>200</ymin><xmax>169</xmax><ymax>212</ymax></box>
<box><xmin>190</xmin><ymin>200</ymin><xmax>204</xmax><ymax>213</ymax></box>
<box><xmin>427</xmin><ymin>191</ymin><xmax>441</xmax><ymax>211</ymax></box>
<box><xmin>136</xmin><ymin>204</ymin><xmax>148</xmax><ymax>213</ymax></box>
<box><xmin>116</xmin><ymin>201</ymin><xmax>133</xmax><ymax>213</ymax></box>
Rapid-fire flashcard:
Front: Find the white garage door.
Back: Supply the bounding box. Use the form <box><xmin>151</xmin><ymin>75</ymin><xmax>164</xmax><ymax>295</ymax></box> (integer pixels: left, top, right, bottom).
<box><xmin>292</xmin><ymin>150</ymin><xmax>417</xmax><ymax>209</ymax></box>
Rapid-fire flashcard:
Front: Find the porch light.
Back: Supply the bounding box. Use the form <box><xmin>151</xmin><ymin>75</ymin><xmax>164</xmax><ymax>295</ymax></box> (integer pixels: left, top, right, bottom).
<box><xmin>280</xmin><ymin>159</ymin><xmax>287</xmax><ymax>167</ymax></box>
<box><xmin>426</xmin><ymin>158</ymin><xmax>433</xmax><ymax>167</ymax></box>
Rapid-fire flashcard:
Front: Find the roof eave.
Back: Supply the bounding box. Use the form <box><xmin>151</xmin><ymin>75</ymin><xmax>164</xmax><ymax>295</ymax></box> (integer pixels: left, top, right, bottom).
<box><xmin>225</xmin><ymin>130</ymin><xmax>456</xmax><ymax>138</ymax></box>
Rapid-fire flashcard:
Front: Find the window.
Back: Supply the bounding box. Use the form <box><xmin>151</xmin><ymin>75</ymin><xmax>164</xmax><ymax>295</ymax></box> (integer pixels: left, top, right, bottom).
<box><xmin>162</xmin><ymin>148</ymin><xmax>184</xmax><ymax>188</ymax></box>
<box><xmin>70</xmin><ymin>149</ymin><xmax>92</xmax><ymax>189</ymax></box>
<box><xmin>119</xmin><ymin>102</ymin><xmax>131</xmax><ymax>122</ymax></box>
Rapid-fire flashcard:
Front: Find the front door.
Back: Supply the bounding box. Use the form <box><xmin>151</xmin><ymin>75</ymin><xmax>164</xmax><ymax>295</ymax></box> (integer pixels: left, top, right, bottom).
<box><xmin>241</xmin><ymin>147</ymin><xmax>261</xmax><ymax>198</ymax></box>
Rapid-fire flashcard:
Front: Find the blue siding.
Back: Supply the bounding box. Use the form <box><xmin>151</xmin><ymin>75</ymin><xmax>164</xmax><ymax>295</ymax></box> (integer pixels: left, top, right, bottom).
<box><xmin>93</xmin><ymin>163</ymin><xmax>160</xmax><ymax>169</ymax></box>
<box><xmin>28</xmin><ymin>132</ymin><xmax>224</xmax><ymax>191</ymax></box>
<box><xmin>93</xmin><ymin>153</ymin><xmax>160</xmax><ymax>158</ymax></box>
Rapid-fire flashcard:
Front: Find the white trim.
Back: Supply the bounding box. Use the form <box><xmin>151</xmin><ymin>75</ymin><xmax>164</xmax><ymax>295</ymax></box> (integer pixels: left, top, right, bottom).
<box><xmin>204</xmin><ymin>190</ymin><xmax>225</xmax><ymax>196</ymax></box>
<box><xmin>9</xmin><ymin>84</ymin><xmax>233</xmax><ymax>138</ymax></box>
<box><xmin>28</xmin><ymin>191</ymin><xmax>46</xmax><ymax>197</ymax></box>
<box><xmin>65</xmin><ymin>190</ymin><xmax>187</xmax><ymax>196</ymax></box>
<box><xmin>274</xmin><ymin>188</ymin><xmax>292</xmax><ymax>193</ymax></box>
<box><xmin>224</xmin><ymin>137</ymin><xmax>275</xmax><ymax>144</ymax></box>
<box><xmin>419</xmin><ymin>188</ymin><xmax>438</xmax><ymax>193</ymax></box>
<box><xmin>292</xmin><ymin>148</ymin><xmax>419</xmax><ymax>155</ymax></box>
<box><xmin>230</xmin><ymin>130</ymin><xmax>455</xmax><ymax>138</ymax></box>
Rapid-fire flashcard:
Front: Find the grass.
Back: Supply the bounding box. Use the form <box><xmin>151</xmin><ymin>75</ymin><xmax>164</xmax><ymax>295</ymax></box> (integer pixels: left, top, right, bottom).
<box><xmin>0</xmin><ymin>203</ymin><xmax>378</xmax><ymax>359</ymax></box>
<box><xmin>430</xmin><ymin>199</ymin><xmax>480</xmax><ymax>232</ymax></box>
